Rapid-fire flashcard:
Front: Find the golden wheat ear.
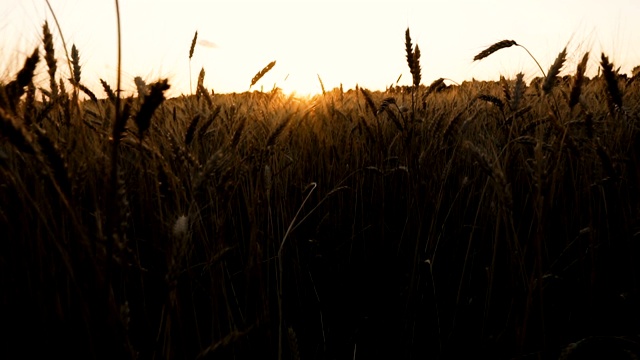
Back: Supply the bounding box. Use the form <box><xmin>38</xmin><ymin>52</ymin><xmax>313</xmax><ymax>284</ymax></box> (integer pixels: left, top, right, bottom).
<box><xmin>70</xmin><ymin>44</ymin><xmax>81</xmax><ymax>85</ymax></box>
<box><xmin>569</xmin><ymin>52</ymin><xmax>589</xmax><ymax>109</ymax></box>
<box><xmin>473</xmin><ymin>39</ymin><xmax>547</xmax><ymax>78</ymax></box>
<box><xmin>42</xmin><ymin>21</ymin><xmax>59</xmax><ymax>99</ymax></box>
<box><xmin>405</xmin><ymin>28</ymin><xmax>415</xmax><ymax>72</ymax></box>
<box><xmin>189</xmin><ymin>30</ymin><xmax>197</xmax><ymax>94</ymax></box>
<box><xmin>250</xmin><ymin>60</ymin><xmax>276</xmax><ymax>90</ymax></box>
<box><xmin>134</xmin><ymin>79</ymin><xmax>170</xmax><ymax>141</ymax></box>
<box><xmin>473</xmin><ymin>40</ymin><xmax>518</xmax><ymax>61</ymax></box>
<box><xmin>404</xmin><ymin>28</ymin><xmax>421</xmax><ymax>88</ymax></box>
<box><xmin>100</xmin><ymin>79</ymin><xmax>117</xmax><ymax>102</ymax></box>
<box><xmin>601</xmin><ymin>53</ymin><xmax>623</xmax><ymax>113</ymax></box>
<box><xmin>542</xmin><ymin>47</ymin><xmax>567</xmax><ymax>94</ymax></box>
<box><xmin>3</xmin><ymin>48</ymin><xmax>39</xmax><ymax>113</ymax></box>
<box><xmin>511</xmin><ymin>72</ymin><xmax>526</xmax><ymax>111</ymax></box>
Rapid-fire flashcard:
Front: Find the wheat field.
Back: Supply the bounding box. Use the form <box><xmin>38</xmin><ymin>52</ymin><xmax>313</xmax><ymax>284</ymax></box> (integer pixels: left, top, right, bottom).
<box><xmin>1</xmin><ymin>17</ymin><xmax>640</xmax><ymax>360</ymax></box>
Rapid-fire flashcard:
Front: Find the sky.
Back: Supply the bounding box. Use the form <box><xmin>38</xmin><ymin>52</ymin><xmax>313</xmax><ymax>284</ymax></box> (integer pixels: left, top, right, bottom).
<box><xmin>1</xmin><ymin>0</ymin><xmax>639</xmax><ymax>98</ymax></box>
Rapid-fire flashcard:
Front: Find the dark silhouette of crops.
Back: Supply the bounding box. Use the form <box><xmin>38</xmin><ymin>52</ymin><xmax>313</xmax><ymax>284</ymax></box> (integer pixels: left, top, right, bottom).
<box><xmin>1</xmin><ymin>19</ymin><xmax>640</xmax><ymax>360</ymax></box>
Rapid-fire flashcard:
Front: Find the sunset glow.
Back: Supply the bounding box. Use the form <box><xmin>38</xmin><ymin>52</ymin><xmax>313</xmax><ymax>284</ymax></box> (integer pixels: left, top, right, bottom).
<box><xmin>2</xmin><ymin>0</ymin><xmax>639</xmax><ymax>97</ymax></box>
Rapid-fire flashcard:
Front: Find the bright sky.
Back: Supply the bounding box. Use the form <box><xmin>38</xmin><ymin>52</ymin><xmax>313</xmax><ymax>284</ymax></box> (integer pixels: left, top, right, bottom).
<box><xmin>1</xmin><ymin>0</ymin><xmax>639</xmax><ymax>98</ymax></box>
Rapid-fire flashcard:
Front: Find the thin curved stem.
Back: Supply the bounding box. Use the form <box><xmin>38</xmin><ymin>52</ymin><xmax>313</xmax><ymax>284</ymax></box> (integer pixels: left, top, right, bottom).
<box><xmin>518</xmin><ymin>44</ymin><xmax>547</xmax><ymax>78</ymax></box>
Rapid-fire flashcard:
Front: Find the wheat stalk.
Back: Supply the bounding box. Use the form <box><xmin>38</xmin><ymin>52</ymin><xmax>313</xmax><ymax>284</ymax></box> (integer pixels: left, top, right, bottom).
<box><xmin>70</xmin><ymin>44</ymin><xmax>81</xmax><ymax>85</ymax></box>
<box><xmin>34</xmin><ymin>125</ymin><xmax>72</xmax><ymax>198</ymax></box>
<box><xmin>0</xmin><ymin>107</ymin><xmax>37</xmax><ymax>155</ymax></box>
<box><xmin>100</xmin><ymin>79</ymin><xmax>117</xmax><ymax>102</ymax></box>
<box><xmin>405</xmin><ymin>28</ymin><xmax>415</xmax><ymax>74</ymax></box>
<box><xmin>134</xmin><ymin>76</ymin><xmax>148</xmax><ymax>98</ymax></box>
<box><xmin>464</xmin><ymin>140</ymin><xmax>512</xmax><ymax>207</ymax></box>
<box><xmin>412</xmin><ymin>45</ymin><xmax>422</xmax><ymax>88</ymax></box>
<box><xmin>360</xmin><ymin>87</ymin><xmax>377</xmax><ymax>118</ymax></box>
<box><xmin>442</xmin><ymin>106</ymin><xmax>468</xmax><ymax>142</ymax></box>
<box><xmin>196</xmin><ymin>67</ymin><xmax>206</xmax><ymax>96</ymax></box>
<box><xmin>2</xmin><ymin>48</ymin><xmax>39</xmax><ymax>113</ymax></box>
<box><xmin>382</xmin><ymin>102</ymin><xmax>404</xmax><ymax>132</ymax></box>
<box><xmin>600</xmin><ymin>53</ymin><xmax>623</xmax><ymax>114</ymax></box>
<box><xmin>24</xmin><ymin>79</ymin><xmax>36</xmax><ymax>124</ymax></box>
<box><xmin>68</xmin><ymin>43</ymin><xmax>83</xmax><ymax>109</ymax></box>
<box><xmin>288</xmin><ymin>327</ymin><xmax>300</xmax><ymax>360</ymax></box>
<box><xmin>197</xmin><ymin>105</ymin><xmax>221</xmax><ymax>141</ymax></box>
<box><xmin>134</xmin><ymin>79</ymin><xmax>170</xmax><ymax>141</ymax></box>
<box><xmin>569</xmin><ymin>52</ymin><xmax>589</xmax><ymax>109</ymax></box>
<box><xmin>196</xmin><ymin>68</ymin><xmax>214</xmax><ymax>109</ymax></box>
<box><xmin>169</xmin><ymin>133</ymin><xmax>201</xmax><ymax>170</ymax></box>
<box><xmin>189</xmin><ymin>30</ymin><xmax>197</xmax><ymax>94</ymax></box>
<box><xmin>358</xmin><ymin>115</ymin><xmax>376</xmax><ymax>143</ymax></box>
<box><xmin>421</xmin><ymin>78</ymin><xmax>447</xmax><ymax>105</ymax></box>
<box><xmin>427</xmin><ymin>78</ymin><xmax>445</xmax><ymax>95</ymax></box>
<box><xmin>376</xmin><ymin>96</ymin><xmax>396</xmax><ymax>115</ymax></box>
<box><xmin>44</xmin><ymin>1</ymin><xmax>76</xmax><ymax>100</ymax></box>
<box><xmin>230</xmin><ymin>115</ymin><xmax>247</xmax><ymax>149</ymax></box>
<box><xmin>500</xmin><ymin>75</ymin><xmax>511</xmax><ymax>104</ymax></box>
<box><xmin>189</xmin><ymin>31</ymin><xmax>197</xmax><ymax>60</ymax></box>
<box><xmin>405</xmin><ymin>28</ymin><xmax>421</xmax><ymax>88</ymax></box>
<box><xmin>192</xmin><ymin>148</ymin><xmax>222</xmax><ymax>192</ymax></box>
<box><xmin>184</xmin><ymin>114</ymin><xmax>201</xmax><ymax>146</ymax></box>
<box><xmin>473</xmin><ymin>40</ymin><xmax>517</xmax><ymax>61</ymax></box>
<box><xmin>264</xmin><ymin>164</ymin><xmax>273</xmax><ymax>199</ymax></box>
<box><xmin>474</xmin><ymin>39</ymin><xmax>546</xmax><ymax>78</ymax></box>
<box><xmin>250</xmin><ymin>60</ymin><xmax>276</xmax><ymax>89</ymax></box>
<box><xmin>266</xmin><ymin>115</ymin><xmax>291</xmax><ymax>149</ymax></box>
<box><xmin>511</xmin><ymin>73</ymin><xmax>526</xmax><ymax>111</ymax></box>
<box><xmin>542</xmin><ymin>47</ymin><xmax>567</xmax><ymax>94</ymax></box>
<box><xmin>477</xmin><ymin>94</ymin><xmax>505</xmax><ymax>111</ymax></box>
<box><xmin>318</xmin><ymin>74</ymin><xmax>326</xmax><ymax>95</ymax></box>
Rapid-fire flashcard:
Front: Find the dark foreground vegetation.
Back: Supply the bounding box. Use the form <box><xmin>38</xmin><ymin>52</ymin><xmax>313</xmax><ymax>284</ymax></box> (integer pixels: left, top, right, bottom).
<box><xmin>1</xmin><ymin>23</ymin><xmax>640</xmax><ymax>359</ymax></box>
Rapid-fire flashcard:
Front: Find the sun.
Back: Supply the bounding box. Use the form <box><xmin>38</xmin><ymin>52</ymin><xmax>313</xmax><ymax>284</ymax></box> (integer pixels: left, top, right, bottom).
<box><xmin>256</xmin><ymin>70</ymin><xmax>324</xmax><ymax>99</ymax></box>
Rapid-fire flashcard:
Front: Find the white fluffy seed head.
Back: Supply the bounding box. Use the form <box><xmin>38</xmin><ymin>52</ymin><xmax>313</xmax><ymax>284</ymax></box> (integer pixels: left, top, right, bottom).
<box><xmin>172</xmin><ymin>215</ymin><xmax>189</xmax><ymax>239</ymax></box>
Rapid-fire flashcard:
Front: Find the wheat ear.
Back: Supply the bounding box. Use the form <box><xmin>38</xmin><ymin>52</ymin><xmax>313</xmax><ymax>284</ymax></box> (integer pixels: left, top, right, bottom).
<box><xmin>266</xmin><ymin>115</ymin><xmax>291</xmax><ymax>149</ymax></box>
<box><xmin>34</xmin><ymin>125</ymin><xmax>72</xmax><ymax>198</ymax></box>
<box><xmin>70</xmin><ymin>44</ymin><xmax>81</xmax><ymax>85</ymax></box>
<box><xmin>197</xmin><ymin>105</ymin><xmax>221</xmax><ymax>141</ymax></box>
<box><xmin>250</xmin><ymin>60</ymin><xmax>276</xmax><ymax>89</ymax></box>
<box><xmin>42</xmin><ymin>21</ymin><xmax>58</xmax><ymax>99</ymax></box>
<box><xmin>44</xmin><ymin>1</ymin><xmax>76</xmax><ymax>99</ymax></box>
<box><xmin>318</xmin><ymin>74</ymin><xmax>326</xmax><ymax>95</ymax></box>
<box><xmin>569</xmin><ymin>52</ymin><xmax>589</xmax><ymax>109</ymax></box>
<box><xmin>600</xmin><ymin>53</ymin><xmax>623</xmax><ymax>113</ymax></box>
<box><xmin>184</xmin><ymin>114</ymin><xmax>201</xmax><ymax>146</ymax></box>
<box><xmin>189</xmin><ymin>30</ymin><xmax>197</xmax><ymax>94</ymax></box>
<box><xmin>473</xmin><ymin>40</ymin><xmax>517</xmax><ymax>61</ymax></box>
<box><xmin>405</xmin><ymin>28</ymin><xmax>415</xmax><ymax>73</ymax></box>
<box><xmin>134</xmin><ymin>79</ymin><xmax>170</xmax><ymax>141</ymax></box>
<box><xmin>134</xmin><ymin>76</ymin><xmax>148</xmax><ymax>98</ymax></box>
<box><xmin>500</xmin><ymin>76</ymin><xmax>511</xmax><ymax>104</ymax></box>
<box><xmin>405</xmin><ymin>28</ymin><xmax>421</xmax><ymax>88</ymax></box>
<box><xmin>3</xmin><ymin>48</ymin><xmax>39</xmax><ymax>113</ymax></box>
<box><xmin>360</xmin><ymin>87</ymin><xmax>377</xmax><ymax>118</ymax></box>
<box><xmin>412</xmin><ymin>45</ymin><xmax>422</xmax><ymax>88</ymax></box>
<box><xmin>542</xmin><ymin>47</ymin><xmax>567</xmax><ymax>94</ymax></box>
<box><xmin>511</xmin><ymin>73</ymin><xmax>526</xmax><ymax>111</ymax></box>
<box><xmin>474</xmin><ymin>39</ymin><xmax>546</xmax><ymax>77</ymax></box>
<box><xmin>100</xmin><ymin>79</ymin><xmax>117</xmax><ymax>102</ymax></box>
